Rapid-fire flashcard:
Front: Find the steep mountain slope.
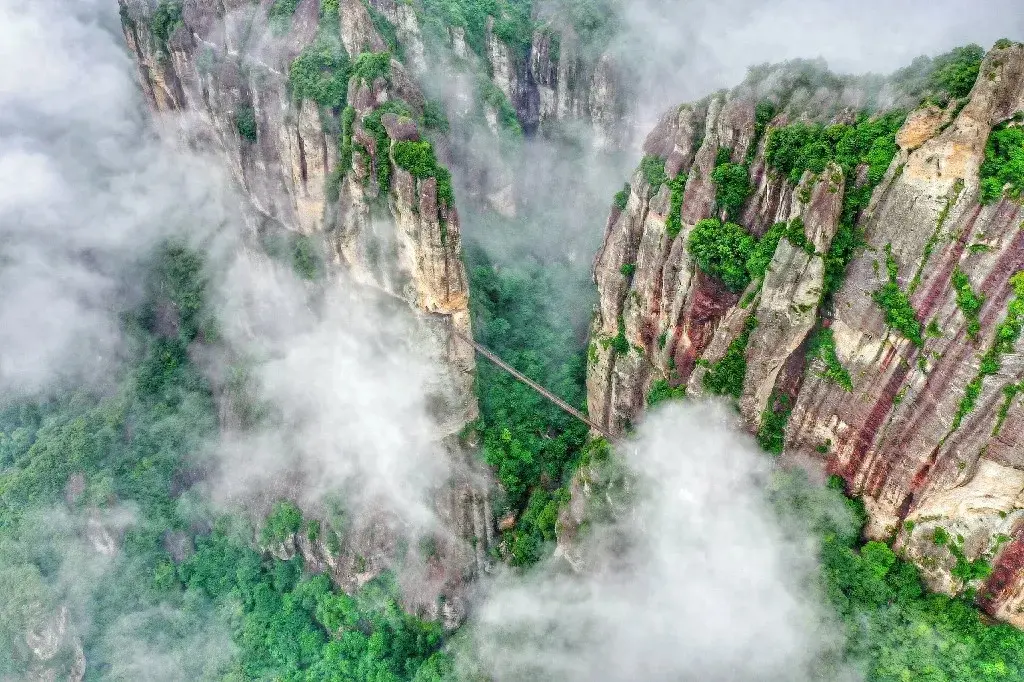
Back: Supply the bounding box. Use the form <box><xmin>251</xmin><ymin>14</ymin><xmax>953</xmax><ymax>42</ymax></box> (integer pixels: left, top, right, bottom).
<box><xmin>118</xmin><ymin>0</ymin><xmax>494</xmax><ymax>619</ymax></box>
<box><xmin>586</xmin><ymin>42</ymin><xmax>1024</xmax><ymax>625</ymax></box>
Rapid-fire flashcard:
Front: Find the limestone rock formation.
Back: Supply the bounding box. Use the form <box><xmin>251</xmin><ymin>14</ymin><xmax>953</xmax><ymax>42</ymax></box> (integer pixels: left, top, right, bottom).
<box><xmin>586</xmin><ymin>44</ymin><xmax>1024</xmax><ymax>626</ymax></box>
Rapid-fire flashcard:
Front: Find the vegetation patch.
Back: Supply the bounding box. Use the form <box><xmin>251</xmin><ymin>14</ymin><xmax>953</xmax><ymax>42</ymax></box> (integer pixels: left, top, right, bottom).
<box><xmin>289</xmin><ymin>37</ymin><xmax>351</xmax><ymax>110</ymax></box>
<box><xmin>928</xmin><ymin>44</ymin><xmax>985</xmax><ymax>99</ymax></box>
<box><xmin>647</xmin><ymin>379</ymin><xmax>686</xmax><ymax>408</ymax></box>
<box><xmin>763</xmin><ymin>113</ymin><xmax>904</xmax><ymax>296</ymax></box>
<box><xmin>703</xmin><ymin>316</ymin><xmax>757</xmax><ymax>399</ymax></box>
<box><xmin>689</xmin><ymin>216</ymin><xmax>811</xmax><ymax>293</ymax></box>
<box><xmin>351</xmin><ymin>51</ymin><xmax>392</xmax><ymax>84</ymax></box>
<box><xmin>422</xmin><ymin>99</ymin><xmax>450</xmax><ymax>132</ymax></box>
<box><xmin>392</xmin><ymin>140</ymin><xmax>456</xmax><ymax>208</ymax></box>
<box><xmin>872</xmin><ymin>245</ymin><xmax>923</xmax><ymax>346</ymax></box>
<box><xmin>951</xmin><ymin>267</ymin><xmax>984</xmax><ymax>339</ymax></box>
<box><xmin>619</xmin><ymin>263</ymin><xmax>636</xmax><ymax>277</ymax></box>
<box><xmin>994</xmin><ymin>382</ymin><xmax>1024</xmax><ymax>435</ymax></box>
<box><xmin>640</xmin><ymin>155</ymin><xmax>668</xmax><ymax>195</ymax></box>
<box><xmin>150</xmin><ymin>0</ymin><xmax>183</xmax><ymax>53</ymax></box>
<box><xmin>364</xmin><ymin>0</ymin><xmax>402</xmax><ymax>58</ymax></box>
<box><xmin>909</xmin><ymin>179</ymin><xmax>965</xmax><ymax>295</ymax></box>
<box><xmin>953</xmin><ymin>271</ymin><xmax>1024</xmax><ymax>429</ymax></box>
<box><xmin>808</xmin><ymin>327</ymin><xmax>853</xmax><ymax>390</ymax></box>
<box><xmin>267</xmin><ymin>0</ymin><xmax>300</xmax><ymax>34</ymax></box>
<box><xmin>664</xmin><ymin>173</ymin><xmax>687</xmax><ymax>238</ymax></box>
<box><xmin>479</xmin><ymin>78</ymin><xmax>522</xmax><ymax>135</ymax></box>
<box><xmin>711</xmin><ymin>160</ymin><xmax>752</xmax><ymax>219</ymax></box>
<box><xmin>362</xmin><ymin>101</ymin><xmax>414</xmax><ymax>191</ymax></box>
<box><xmin>234</xmin><ymin>105</ymin><xmax>258</xmax><ymax>142</ymax></box>
<box><xmin>979</xmin><ymin>121</ymin><xmax>1024</xmax><ymax>205</ymax></box>
<box><xmin>757</xmin><ymin>392</ymin><xmax>792</xmax><ymax>455</ymax></box>
<box><xmin>467</xmin><ymin>250</ymin><xmax>590</xmax><ymax>566</ymax></box>
<box><xmin>614</xmin><ymin>183</ymin><xmax>630</xmax><ymax>211</ymax></box>
<box><xmin>688</xmin><ymin>218</ymin><xmax>757</xmax><ymax>292</ymax></box>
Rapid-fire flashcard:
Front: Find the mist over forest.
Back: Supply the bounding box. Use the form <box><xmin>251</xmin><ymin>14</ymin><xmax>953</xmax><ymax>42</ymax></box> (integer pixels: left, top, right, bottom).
<box><xmin>2</xmin><ymin>0</ymin><xmax>1024</xmax><ymax>680</ymax></box>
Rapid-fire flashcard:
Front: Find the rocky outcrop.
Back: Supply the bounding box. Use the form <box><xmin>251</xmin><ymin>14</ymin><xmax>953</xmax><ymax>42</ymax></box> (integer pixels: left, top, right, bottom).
<box><xmin>586</xmin><ymin>44</ymin><xmax>1024</xmax><ymax>626</ymax></box>
<box><xmin>118</xmin><ymin>0</ymin><xmax>490</xmax><ymax>617</ymax></box>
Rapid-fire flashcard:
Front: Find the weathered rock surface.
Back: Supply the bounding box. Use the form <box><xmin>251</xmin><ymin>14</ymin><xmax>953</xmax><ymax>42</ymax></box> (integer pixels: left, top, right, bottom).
<box><xmin>586</xmin><ymin>44</ymin><xmax>1024</xmax><ymax>626</ymax></box>
<box><xmin>118</xmin><ymin>0</ymin><xmax>489</xmax><ymax>620</ymax></box>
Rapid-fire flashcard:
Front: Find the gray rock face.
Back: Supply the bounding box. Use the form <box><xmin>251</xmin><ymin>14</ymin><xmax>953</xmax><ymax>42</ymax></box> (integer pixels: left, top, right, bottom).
<box><xmin>586</xmin><ymin>44</ymin><xmax>1024</xmax><ymax>627</ymax></box>
<box><xmin>118</xmin><ymin>0</ymin><xmax>490</xmax><ymax>617</ymax></box>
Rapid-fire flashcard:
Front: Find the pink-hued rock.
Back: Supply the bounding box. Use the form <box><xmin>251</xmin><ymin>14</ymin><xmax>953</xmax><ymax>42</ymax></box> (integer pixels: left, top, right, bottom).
<box><xmin>585</xmin><ymin>44</ymin><xmax>1024</xmax><ymax>626</ymax></box>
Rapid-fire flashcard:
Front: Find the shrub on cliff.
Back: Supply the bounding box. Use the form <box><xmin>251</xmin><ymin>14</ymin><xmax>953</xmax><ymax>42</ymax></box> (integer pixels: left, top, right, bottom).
<box><xmin>392</xmin><ymin>140</ymin><xmax>456</xmax><ymax>208</ymax></box>
<box><xmin>235</xmin><ymin>105</ymin><xmax>258</xmax><ymax>142</ymax></box>
<box><xmin>979</xmin><ymin>122</ymin><xmax>1024</xmax><ymax>205</ymax></box>
<box><xmin>289</xmin><ymin>38</ymin><xmax>351</xmax><ymax>110</ymax></box>
<box><xmin>711</xmin><ymin>162</ymin><xmax>752</xmax><ymax>218</ymax></box>
<box><xmin>687</xmin><ymin>219</ymin><xmax>756</xmax><ymax>292</ymax></box>
<box><xmin>352</xmin><ymin>51</ymin><xmax>392</xmax><ymax>84</ymax></box>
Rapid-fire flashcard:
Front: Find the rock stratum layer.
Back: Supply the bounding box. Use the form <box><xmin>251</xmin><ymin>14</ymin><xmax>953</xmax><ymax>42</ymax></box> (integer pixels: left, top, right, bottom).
<box><xmin>587</xmin><ymin>44</ymin><xmax>1024</xmax><ymax>626</ymax></box>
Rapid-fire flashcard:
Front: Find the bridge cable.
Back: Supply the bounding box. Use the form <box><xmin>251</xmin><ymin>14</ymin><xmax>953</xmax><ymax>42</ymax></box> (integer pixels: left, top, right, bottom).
<box><xmin>450</xmin><ymin>329</ymin><xmax>612</xmax><ymax>440</ymax></box>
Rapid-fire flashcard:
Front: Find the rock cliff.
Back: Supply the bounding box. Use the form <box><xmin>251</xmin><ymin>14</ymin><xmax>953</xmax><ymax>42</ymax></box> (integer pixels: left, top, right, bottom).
<box><xmin>117</xmin><ymin>0</ymin><xmax>491</xmax><ymax>620</ymax></box>
<box><xmin>364</xmin><ymin>0</ymin><xmax>627</xmax><ymax>147</ymax></box>
<box><xmin>586</xmin><ymin>44</ymin><xmax>1024</xmax><ymax>626</ymax></box>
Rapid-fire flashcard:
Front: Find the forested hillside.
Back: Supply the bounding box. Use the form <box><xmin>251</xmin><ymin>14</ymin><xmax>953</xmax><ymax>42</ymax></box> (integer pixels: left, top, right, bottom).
<box><xmin>4</xmin><ymin>0</ymin><xmax>1024</xmax><ymax>680</ymax></box>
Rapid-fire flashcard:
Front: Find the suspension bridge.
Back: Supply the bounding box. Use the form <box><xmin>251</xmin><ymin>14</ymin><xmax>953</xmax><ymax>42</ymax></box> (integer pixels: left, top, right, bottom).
<box><xmin>450</xmin><ymin>328</ymin><xmax>612</xmax><ymax>440</ymax></box>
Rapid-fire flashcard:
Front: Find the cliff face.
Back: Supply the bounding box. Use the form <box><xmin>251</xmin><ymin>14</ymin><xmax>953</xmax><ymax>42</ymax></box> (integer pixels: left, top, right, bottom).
<box><xmin>587</xmin><ymin>44</ymin><xmax>1024</xmax><ymax>626</ymax></box>
<box><xmin>363</xmin><ymin>0</ymin><xmax>627</xmax><ymax>148</ymax></box>
<box><xmin>118</xmin><ymin>0</ymin><xmax>491</xmax><ymax>621</ymax></box>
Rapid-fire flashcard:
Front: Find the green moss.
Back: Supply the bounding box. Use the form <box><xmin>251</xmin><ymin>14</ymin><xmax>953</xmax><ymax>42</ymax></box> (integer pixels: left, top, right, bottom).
<box><xmin>703</xmin><ymin>317</ymin><xmax>757</xmax><ymax>399</ymax></box>
<box><xmin>872</xmin><ymin>245</ymin><xmax>923</xmax><ymax>346</ymax></box>
<box><xmin>619</xmin><ymin>263</ymin><xmax>636</xmax><ymax>277</ymax></box>
<box><xmin>351</xmin><ymin>51</ymin><xmax>392</xmax><ymax>84</ymax></box>
<box><xmin>647</xmin><ymin>379</ymin><xmax>686</xmax><ymax>408</ymax></box>
<box><xmin>953</xmin><ymin>271</ymin><xmax>1024</xmax><ymax>429</ymax></box>
<box><xmin>951</xmin><ymin>267</ymin><xmax>984</xmax><ymax>339</ymax></box>
<box><xmin>979</xmin><ymin>122</ymin><xmax>1024</xmax><ymax>205</ymax></box>
<box><xmin>235</xmin><ymin>105</ymin><xmax>258</xmax><ymax>142</ymax></box>
<box><xmin>688</xmin><ymin>219</ymin><xmax>757</xmax><ymax>293</ymax></box>
<box><xmin>993</xmin><ymin>382</ymin><xmax>1024</xmax><ymax>436</ymax></box>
